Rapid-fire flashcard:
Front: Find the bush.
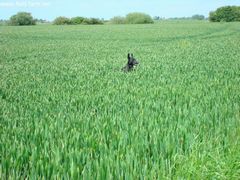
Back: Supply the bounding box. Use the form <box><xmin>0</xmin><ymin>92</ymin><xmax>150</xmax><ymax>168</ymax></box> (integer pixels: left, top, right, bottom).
<box><xmin>125</xmin><ymin>12</ymin><xmax>154</xmax><ymax>24</ymax></box>
<box><xmin>110</xmin><ymin>16</ymin><xmax>126</xmax><ymax>24</ymax></box>
<box><xmin>209</xmin><ymin>6</ymin><xmax>240</xmax><ymax>22</ymax></box>
<box><xmin>53</xmin><ymin>16</ymin><xmax>72</xmax><ymax>25</ymax></box>
<box><xmin>82</xmin><ymin>18</ymin><xmax>103</xmax><ymax>25</ymax></box>
<box><xmin>71</xmin><ymin>17</ymin><xmax>84</xmax><ymax>25</ymax></box>
<box><xmin>9</xmin><ymin>12</ymin><xmax>36</xmax><ymax>26</ymax></box>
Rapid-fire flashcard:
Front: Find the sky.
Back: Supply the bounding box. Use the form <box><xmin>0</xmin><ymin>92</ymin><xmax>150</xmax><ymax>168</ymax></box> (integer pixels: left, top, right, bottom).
<box><xmin>0</xmin><ymin>0</ymin><xmax>240</xmax><ymax>20</ymax></box>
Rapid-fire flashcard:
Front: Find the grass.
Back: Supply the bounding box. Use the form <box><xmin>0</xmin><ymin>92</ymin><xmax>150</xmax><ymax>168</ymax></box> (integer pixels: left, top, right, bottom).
<box><xmin>0</xmin><ymin>21</ymin><xmax>240</xmax><ymax>179</ymax></box>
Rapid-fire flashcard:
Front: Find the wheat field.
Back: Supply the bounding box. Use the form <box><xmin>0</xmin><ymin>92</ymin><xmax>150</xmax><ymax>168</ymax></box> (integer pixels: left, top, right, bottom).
<box><xmin>0</xmin><ymin>21</ymin><xmax>240</xmax><ymax>178</ymax></box>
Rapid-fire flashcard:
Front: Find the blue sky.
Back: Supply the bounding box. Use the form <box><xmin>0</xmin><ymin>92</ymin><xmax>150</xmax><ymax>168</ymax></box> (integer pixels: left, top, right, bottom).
<box><xmin>0</xmin><ymin>0</ymin><xmax>240</xmax><ymax>20</ymax></box>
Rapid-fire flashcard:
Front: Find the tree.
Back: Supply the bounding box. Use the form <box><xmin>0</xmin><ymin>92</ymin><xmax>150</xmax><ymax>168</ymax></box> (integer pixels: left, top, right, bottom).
<box><xmin>209</xmin><ymin>11</ymin><xmax>217</xmax><ymax>22</ymax></box>
<box><xmin>110</xmin><ymin>16</ymin><xmax>126</xmax><ymax>24</ymax></box>
<box><xmin>153</xmin><ymin>16</ymin><xmax>160</xmax><ymax>20</ymax></box>
<box><xmin>9</xmin><ymin>12</ymin><xmax>36</xmax><ymax>26</ymax></box>
<box><xmin>209</xmin><ymin>6</ymin><xmax>240</xmax><ymax>22</ymax></box>
<box><xmin>35</xmin><ymin>19</ymin><xmax>48</xmax><ymax>24</ymax></box>
<box><xmin>192</xmin><ymin>14</ymin><xmax>205</xmax><ymax>20</ymax></box>
<box><xmin>71</xmin><ymin>17</ymin><xmax>84</xmax><ymax>24</ymax></box>
<box><xmin>82</xmin><ymin>18</ymin><xmax>103</xmax><ymax>25</ymax></box>
<box><xmin>125</xmin><ymin>12</ymin><xmax>154</xmax><ymax>24</ymax></box>
<box><xmin>0</xmin><ymin>19</ymin><xmax>6</xmax><ymax>25</ymax></box>
<box><xmin>53</xmin><ymin>17</ymin><xmax>71</xmax><ymax>25</ymax></box>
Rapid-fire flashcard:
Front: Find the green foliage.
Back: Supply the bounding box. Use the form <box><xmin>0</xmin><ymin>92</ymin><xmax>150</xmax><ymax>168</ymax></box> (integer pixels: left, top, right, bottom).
<box><xmin>71</xmin><ymin>16</ymin><xmax>85</xmax><ymax>25</ymax></box>
<box><xmin>110</xmin><ymin>13</ymin><xmax>154</xmax><ymax>24</ymax></box>
<box><xmin>110</xmin><ymin>16</ymin><xmax>126</xmax><ymax>24</ymax></box>
<box><xmin>209</xmin><ymin>6</ymin><xmax>240</xmax><ymax>22</ymax></box>
<box><xmin>82</xmin><ymin>18</ymin><xmax>103</xmax><ymax>25</ymax></box>
<box><xmin>0</xmin><ymin>19</ymin><xmax>7</xmax><ymax>26</ymax></box>
<box><xmin>0</xmin><ymin>21</ymin><xmax>240</xmax><ymax>178</ymax></box>
<box><xmin>125</xmin><ymin>12</ymin><xmax>154</xmax><ymax>24</ymax></box>
<box><xmin>35</xmin><ymin>19</ymin><xmax>49</xmax><ymax>24</ymax></box>
<box><xmin>209</xmin><ymin>11</ymin><xmax>217</xmax><ymax>22</ymax></box>
<box><xmin>53</xmin><ymin>16</ymin><xmax>72</xmax><ymax>25</ymax></box>
<box><xmin>53</xmin><ymin>16</ymin><xmax>103</xmax><ymax>25</ymax></box>
<box><xmin>9</xmin><ymin>12</ymin><xmax>36</xmax><ymax>26</ymax></box>
<box><xmin>191</xmin><ymin>14</ymin><xmax>205</xmax><ymax>20</ymax></box>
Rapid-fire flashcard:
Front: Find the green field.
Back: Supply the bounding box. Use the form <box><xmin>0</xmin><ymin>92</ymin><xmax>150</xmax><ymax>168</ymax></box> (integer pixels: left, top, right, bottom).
<box><xmin>1</xmin><ymin>21</ymin><xmax>240</xmax><ymax>178</ymax></box>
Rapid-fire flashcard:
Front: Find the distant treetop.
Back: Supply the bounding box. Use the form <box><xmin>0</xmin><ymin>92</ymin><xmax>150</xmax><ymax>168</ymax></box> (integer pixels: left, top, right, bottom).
<box><xmin>110</xmin><ymin>12</ymin><xmax>153</xmax><ymax>24</ymax></box>
<box><xmin>209</xmin><ymin>6</ymin><xmax>240</xmax><ymax>22</ymax></box>
<box><xmin>9</xmin><ymin>12</ymin><xmax>36</xmax><ymax>26</ymax></box>
<box><xmin>192</xmin><ymin>14</ymin><xmax>205</xmax><ymax>20</ymax></box>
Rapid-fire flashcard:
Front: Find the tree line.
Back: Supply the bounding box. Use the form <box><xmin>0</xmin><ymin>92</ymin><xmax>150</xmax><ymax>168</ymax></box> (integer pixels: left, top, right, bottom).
<box><xmin>4</xmin><ymin>12</ymin><xmax>153</xmax><ymax>26</ymax></box>
<box><xmin>209</xmin><ymin>6</ymin><xmax>240</xmax><ymax>22</ymax></box>
<box><xmin>2</xmin><ymin>6</ymin><xmax>240</xmax><ymax>26</ymax></box>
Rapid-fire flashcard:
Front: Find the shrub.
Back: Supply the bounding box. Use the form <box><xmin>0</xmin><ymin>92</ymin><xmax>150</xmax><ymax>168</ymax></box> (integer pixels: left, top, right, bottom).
<box><xmin>209</xmin><ymin>6</ymin><xmax>240</xmax><ymax>22</ymax></box>
<box><xmin>125</xmin><ymin>12</ymin><xmax>154</xmax><ymax>24</ymax></box>
<box><xmin>82</xmin><ymin>18</ymin><xmax>103</xmax><ymax>25</ymax></box>
<box><xmin>53</xmin><ymin>16</ymin><xmax>72</xmax><ymax>25</ymax></box>
<box><xmin>110</xmin><ymin>16</ymin><xmax>126</xmax><ymax>24</ymax></box>
<box><xmin>71</xmin><ymin>17</ymin><xmax>85</xmax><ymax>25</ymax></box>
<box><xmin>9</xmin><ymin>12</ymin><xmax>36</xmax><ymax>26</ymax></box>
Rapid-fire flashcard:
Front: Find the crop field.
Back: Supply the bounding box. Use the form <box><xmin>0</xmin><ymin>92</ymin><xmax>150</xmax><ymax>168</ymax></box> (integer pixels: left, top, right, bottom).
<box><xmin>0</xmin><ymin>21</ymin><xmax>240</xmax><ymax>178</ymax></box>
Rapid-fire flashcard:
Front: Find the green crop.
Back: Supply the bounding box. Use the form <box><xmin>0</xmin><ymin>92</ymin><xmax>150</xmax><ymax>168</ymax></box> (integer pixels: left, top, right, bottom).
<box><xmin>0</xmin><ymin>21</ymin><xmax>240</xmax><ymax>179</ymax></box>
